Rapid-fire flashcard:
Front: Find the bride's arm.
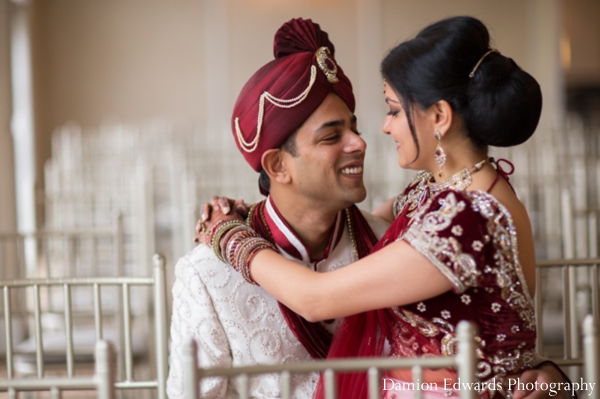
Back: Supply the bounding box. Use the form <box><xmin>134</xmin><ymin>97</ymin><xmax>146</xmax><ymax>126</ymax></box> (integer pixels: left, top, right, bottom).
<box><xmin>371</xmin><ymin>196</ymin><xmax>396</xmax><ymax>223</ymax></box>
<box><xmin>250</xmin><ymin>240</ymin><xmax>453</xmax><ymax>322</ymax></box>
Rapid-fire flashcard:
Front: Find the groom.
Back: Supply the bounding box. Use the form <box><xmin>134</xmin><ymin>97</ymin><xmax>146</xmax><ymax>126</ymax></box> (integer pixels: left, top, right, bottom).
<box><xmin>167</xmin><ymin>17</ymin><xmax>389</xmax><ymax>399</ymax></box>
<box><xmin>167</xmin><ymin>17</ymin><xmax>569</xmax><ymax>399</ymax></box>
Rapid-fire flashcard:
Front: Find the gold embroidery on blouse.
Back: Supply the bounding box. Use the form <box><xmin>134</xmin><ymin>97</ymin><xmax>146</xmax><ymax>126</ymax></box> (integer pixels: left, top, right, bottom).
<box><xmin>390</xmin><ymin>179</ymin><xmax>536</xmax><ymax>397</ymax></box>
<box><xmin>393</xmin><ymin>171</ymin><xmax>430</xmax><ymax>218</ymax></box>
<box><xmin>401</xmin><ymin>189</ymin><xmax>535</xmax><ymax>331</ymax></box>
<box><xmin>403</xmin><ymin>192</ymin><xmax>480</xmax><ymax>291</ymax></box>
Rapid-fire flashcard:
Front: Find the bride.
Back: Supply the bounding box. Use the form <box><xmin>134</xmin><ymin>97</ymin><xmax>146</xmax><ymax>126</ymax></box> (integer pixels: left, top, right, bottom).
<box><xmin>204</xmin><ymin>15</ymin><xmax>542</xmax><ymax>399</ymax></box>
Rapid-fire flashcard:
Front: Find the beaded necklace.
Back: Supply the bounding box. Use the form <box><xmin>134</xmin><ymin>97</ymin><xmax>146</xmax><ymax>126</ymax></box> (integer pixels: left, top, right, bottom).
<box><xmin>244</xmin><ymin>201</ymin><xmax>275</xmax><ymax>241</ymax></box>
<box><xmin>428</xmin><ymin>158</ymin><xmax>488</xmax><ymax>197</ymax></box>
<box><xmin>344</xmin><ymin>208</ymin><xmax>360</xmax><ymax>261</ymax></box>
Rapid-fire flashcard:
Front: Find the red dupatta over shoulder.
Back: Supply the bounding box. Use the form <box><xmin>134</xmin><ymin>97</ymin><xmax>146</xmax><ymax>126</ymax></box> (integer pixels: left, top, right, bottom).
<box><xmin>250</xmin><ymin>198</ymin><xmax>379</xmax><ymax>359</ymax></box>
<box><xmin>313</xmin><ymin>198</ymin><xmax>416</xmax><ymax>397</ymax></box>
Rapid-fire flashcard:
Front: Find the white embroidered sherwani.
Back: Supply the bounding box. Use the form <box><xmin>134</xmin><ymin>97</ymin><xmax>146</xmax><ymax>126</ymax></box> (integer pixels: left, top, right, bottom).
<box><xmin>166</xmin><ymin>206</ymin><xmax>388</xmax><ymax>399</ymax></box>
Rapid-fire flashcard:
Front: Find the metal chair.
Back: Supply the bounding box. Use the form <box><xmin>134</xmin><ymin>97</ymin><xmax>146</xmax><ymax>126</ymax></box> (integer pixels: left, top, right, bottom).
<box><xmin>0</xmin><ymin>339</ymin><xmax>116</xmax><ymax>398</ymax></box>
<box><xmin>0</xmin><ymin>213</ymin><xmax>124</xmax><ymax>282</ymax></box>
<box><xmin>182</xmin><ymin>320</ymin><xmax>478</xmax><ymax>399</ymax></box>
<box><xmin>583</xmin><ymin>315</ymin><xmax>599</xmax><ymax>399</ymax></box>
<box><xmin>0</xmin><ymin>253</ymin><xmax>169</xmax><ymax>399</ymax></box>
<box><xmin>535</xmin><ymin>258</ymin><xmax>600</xmax><ymax>366</ymax></box>
<box><xmin>0</xmin><ymin>218</ymin><xmax>124</xmax><ymax>361</ymax></box>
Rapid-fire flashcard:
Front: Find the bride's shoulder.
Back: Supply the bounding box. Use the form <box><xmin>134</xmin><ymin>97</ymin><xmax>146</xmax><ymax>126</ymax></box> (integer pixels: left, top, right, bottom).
<box><xmin>416</xmin><ymin>189</ymin><xmax>511</xmax><ymax>230</ymax></box>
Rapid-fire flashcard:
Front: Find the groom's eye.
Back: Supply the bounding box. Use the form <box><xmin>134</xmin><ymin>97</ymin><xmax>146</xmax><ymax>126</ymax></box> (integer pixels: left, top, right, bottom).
<box><xmin>323</xmin><ymin>134</ymin><xmax>339</xmax><ymax>141</ymax></box>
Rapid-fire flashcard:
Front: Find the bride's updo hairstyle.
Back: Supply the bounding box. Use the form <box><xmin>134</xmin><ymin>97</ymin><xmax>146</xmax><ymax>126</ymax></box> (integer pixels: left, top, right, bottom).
<box><xmin>381</xmin><ymin>16</ymin><xmax>542</xmax><ymax>152</ymax></box>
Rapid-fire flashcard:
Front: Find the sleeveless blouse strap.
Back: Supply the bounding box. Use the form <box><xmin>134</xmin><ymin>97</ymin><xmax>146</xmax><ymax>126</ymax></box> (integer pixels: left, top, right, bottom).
<box><xmin>487</xmin><ymin>157</ymin><xmax>516</xmax><ymax>193</ymax></box>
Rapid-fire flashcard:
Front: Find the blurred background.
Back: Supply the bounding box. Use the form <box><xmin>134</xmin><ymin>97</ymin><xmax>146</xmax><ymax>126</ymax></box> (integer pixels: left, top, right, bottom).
<box><xmin>0</xmin><ymin>0</ymin><xmax>599</xmax><ymax>396</ymax></box>
<box><xmin>1</xmin><ymin>0</ymin><xmax>599</xmax><ymax>263</ymax></box>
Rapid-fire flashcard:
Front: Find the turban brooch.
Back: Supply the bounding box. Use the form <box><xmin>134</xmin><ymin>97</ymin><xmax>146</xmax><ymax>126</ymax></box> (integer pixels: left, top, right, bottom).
<box><xmin>232</xmin><ymin>18</ymin><xmax>355</xmax><ymax>171</ymax></box>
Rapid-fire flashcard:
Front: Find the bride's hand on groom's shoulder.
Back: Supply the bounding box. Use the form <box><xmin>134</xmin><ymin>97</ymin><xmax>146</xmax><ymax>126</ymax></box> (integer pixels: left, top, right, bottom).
<box><xmin>194</xmin><ymin>196</ymin><xmax>251</xmax><ymax>245</ymax></box>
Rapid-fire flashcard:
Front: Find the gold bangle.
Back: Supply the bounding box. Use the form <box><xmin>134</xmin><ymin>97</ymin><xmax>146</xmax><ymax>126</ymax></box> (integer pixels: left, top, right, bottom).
<box><xmin>211</xmin><ymin>220</ymin><xmax>246</xmax><ymax>262</ymax></box>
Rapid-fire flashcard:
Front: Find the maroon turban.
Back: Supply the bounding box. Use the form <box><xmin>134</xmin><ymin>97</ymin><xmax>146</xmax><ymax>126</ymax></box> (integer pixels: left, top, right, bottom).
<box><xmin>232</xmin><ymin>18</ymin><xmax>355</xmax><ymax>172</ymax></box>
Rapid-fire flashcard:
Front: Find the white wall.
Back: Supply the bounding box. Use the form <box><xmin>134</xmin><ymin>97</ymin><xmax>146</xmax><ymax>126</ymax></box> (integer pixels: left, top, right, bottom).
<box><xmin>564</xmin><ymin>0</ymin><xmax>600</xmax><ymax>86</ymax></box>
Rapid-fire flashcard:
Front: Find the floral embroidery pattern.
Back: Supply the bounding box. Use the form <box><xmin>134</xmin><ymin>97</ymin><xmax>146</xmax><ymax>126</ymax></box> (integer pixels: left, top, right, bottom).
<box><xmin>403</xmin><ymin>193</ymin><xmax>480</xmax><ymax>292</ymax></box>
<box><xmin>390</xmin><ymin>308</ymin><xmax>535</xmax><ymax>399</ymax></box>
<box><xmin>393</xmin><ymin>171</ymin><xmax>430</xmax><ymax>219</ymax></box>
<box><xmin>390</xmin><ymin>179</ymin><xmax>537</xmax><ymax>395</ymax></box>
<box><xmin>470</xmin><ymin>192</ymin><xmax>536</xmax><ymax>331</ymax></box>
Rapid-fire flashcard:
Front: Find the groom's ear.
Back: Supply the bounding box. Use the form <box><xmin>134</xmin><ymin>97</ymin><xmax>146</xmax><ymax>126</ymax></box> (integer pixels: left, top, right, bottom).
<box><xmin>261</xmin><ymin>149</ymin><xmax>292</xmax><ymax>185</ymax></box>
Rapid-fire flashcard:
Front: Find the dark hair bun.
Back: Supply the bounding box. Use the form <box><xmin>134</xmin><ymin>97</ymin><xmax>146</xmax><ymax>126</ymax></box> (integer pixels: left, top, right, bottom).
<box><xmin>380</xmin><ymin>16</ymin><xmax>543</xmax><ymax>150</ymax></box>
<box><xmin>466</xmin><ymin>53</ymin><xmax>542</xmax><ymax>147</ymax></box>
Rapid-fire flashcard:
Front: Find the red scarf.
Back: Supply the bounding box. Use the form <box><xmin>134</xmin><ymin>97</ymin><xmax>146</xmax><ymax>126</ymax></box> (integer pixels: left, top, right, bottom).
<box><xmin>312</xmin><ymin>187</ymin><xmax>419</xmax><ymax>398</ymax></box>
<box><xmin>250</xmin><ymin>198</ymin><xmax>378</xmax><ymax>359</ymax></box>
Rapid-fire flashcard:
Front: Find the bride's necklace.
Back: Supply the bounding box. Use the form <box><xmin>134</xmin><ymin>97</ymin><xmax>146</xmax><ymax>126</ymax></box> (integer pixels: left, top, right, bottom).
<box><xmin>428</xmin><ymin>158</ymin><xmax>488</xmax><ymax>196</ymax></box>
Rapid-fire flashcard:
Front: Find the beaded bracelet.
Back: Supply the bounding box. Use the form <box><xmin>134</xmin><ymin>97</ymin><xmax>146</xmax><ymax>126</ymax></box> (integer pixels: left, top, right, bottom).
<box><xmin>209</xmin><ymin>219</ymin><xmax>277</xmax><ymax>285</ymax></box>
<box><xmin>210</xmin><ymin>219</ymin><xmax>246</xmax><ymax>262</ymax></box>
<box><xmin>231</xmin><ymin>237</ymin><xmax>276</xmax><ymax>285</ymax></box>
<box><xmin>224</xmin><ymin>228</ymin><xmax>255</xmax><ymax>265</ymax></box>
<box><xmin>242</xmin><ymin>241</ymin><xmax>275</xmax><ymax>284</ymax></box>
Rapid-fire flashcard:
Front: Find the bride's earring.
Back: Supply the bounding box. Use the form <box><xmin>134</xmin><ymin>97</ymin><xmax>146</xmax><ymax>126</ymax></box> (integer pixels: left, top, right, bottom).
<box><xmin>434</xmin><ymin>131</ymin><xmax>446</xmax><ymax>178</ymax></box>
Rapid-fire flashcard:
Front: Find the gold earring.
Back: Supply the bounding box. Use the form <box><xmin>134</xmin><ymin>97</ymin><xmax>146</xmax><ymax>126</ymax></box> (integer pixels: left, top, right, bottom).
<box><xmin>434</xmin><ymin>131</ymin><xmax>446</xmax><ymax>178</ymax></box>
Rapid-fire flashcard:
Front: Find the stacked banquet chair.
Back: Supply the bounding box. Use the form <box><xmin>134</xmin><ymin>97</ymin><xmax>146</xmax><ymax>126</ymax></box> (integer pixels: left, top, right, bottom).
<box><xmin>534</xmin><ymin>186</ymin><xmax>600</xmax><ymax>397</ymax></box>
<box><xmin>0</xmin><ymin>215</ymin><xmax>124</xmax><ymax>364</ymax></box>
<box><xmin>535</xmin><ymin>190</ymin><xmax>600</xmax><ymax>368</ymax></box>
<box><xmin>535</xmin><ymin>255</ymin><xmax>600</xmax><ymax>368</ymax></box>
<box><xmin>0</xmin><ymin>122</ymin><xmax>182</xmax><ymax>398</ymax></box>
<box><xmin>44</xmin><ymin>123</ymin><xmax>157</xmax><ymax>277</ymax></box>
<box><xmin>45</xmin><ymin>121</ymin><xmax>271</xmax><ymax>289</ymax></box>
<box><xmin>0</xmin><ymin>244</ymin><xmax>169</xmax><ymax>398</ymax></box>
<box><xmin>182</xmin><ymin>321</ymin><xmax>479</xmax><ymax>399</ymax></box>
<box><xmin>584</xmin><ymin>315</ymin><xmax>600</xmax><ymax>399</ymax></box>
<box><xmin>44</xmin><ymin>121</ymin><xmax>244</xmax><ymax>281</ymax></box>
<box><xmin>536</xmin><ymin>264</ymin><xmax>600</xmax><ymax>397</ymax></box>
<box><xmin>0</xmin><ymin>340</ymin><xmax>116</xmax><ymax>398</ymax></box>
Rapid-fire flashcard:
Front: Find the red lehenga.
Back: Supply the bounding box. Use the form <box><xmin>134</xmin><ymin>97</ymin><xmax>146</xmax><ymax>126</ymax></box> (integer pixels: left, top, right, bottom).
<box><xmin>315</xmin><ymin>170</ymin><xmax>536</xmax><ymax>399</ymax></box>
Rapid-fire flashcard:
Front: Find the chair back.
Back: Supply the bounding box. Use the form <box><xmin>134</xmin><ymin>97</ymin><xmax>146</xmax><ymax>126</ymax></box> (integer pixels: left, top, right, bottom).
<box><xmin>182</xmin><ymin>320</ymin><xmax>478</xmax><ymax>399</ymax></box>
<box><xmin>0</xmin><ymin>253</ymin><xmax>169</xmax><ymax>399</ymax></box>
<box><xmin>584</xmin><ymin>315</ymin><xmax>600</xmax><ymax>399</ymax></box>
<box><xmin>535</xmin><ymin>258</ymin><xmax>600</xmax><ymax>366</ymax></box>
<box><xmin>0</xmin><ymin>339</ymin><xmax>116</xmax><ymax>398</ymax></box>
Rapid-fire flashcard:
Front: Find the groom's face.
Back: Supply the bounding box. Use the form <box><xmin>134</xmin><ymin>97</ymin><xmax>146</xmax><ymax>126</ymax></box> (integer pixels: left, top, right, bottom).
<box><xmin>281</xmin><ymin>93</ymin><xmax>367</xmax><ymax>210</ymax></box>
